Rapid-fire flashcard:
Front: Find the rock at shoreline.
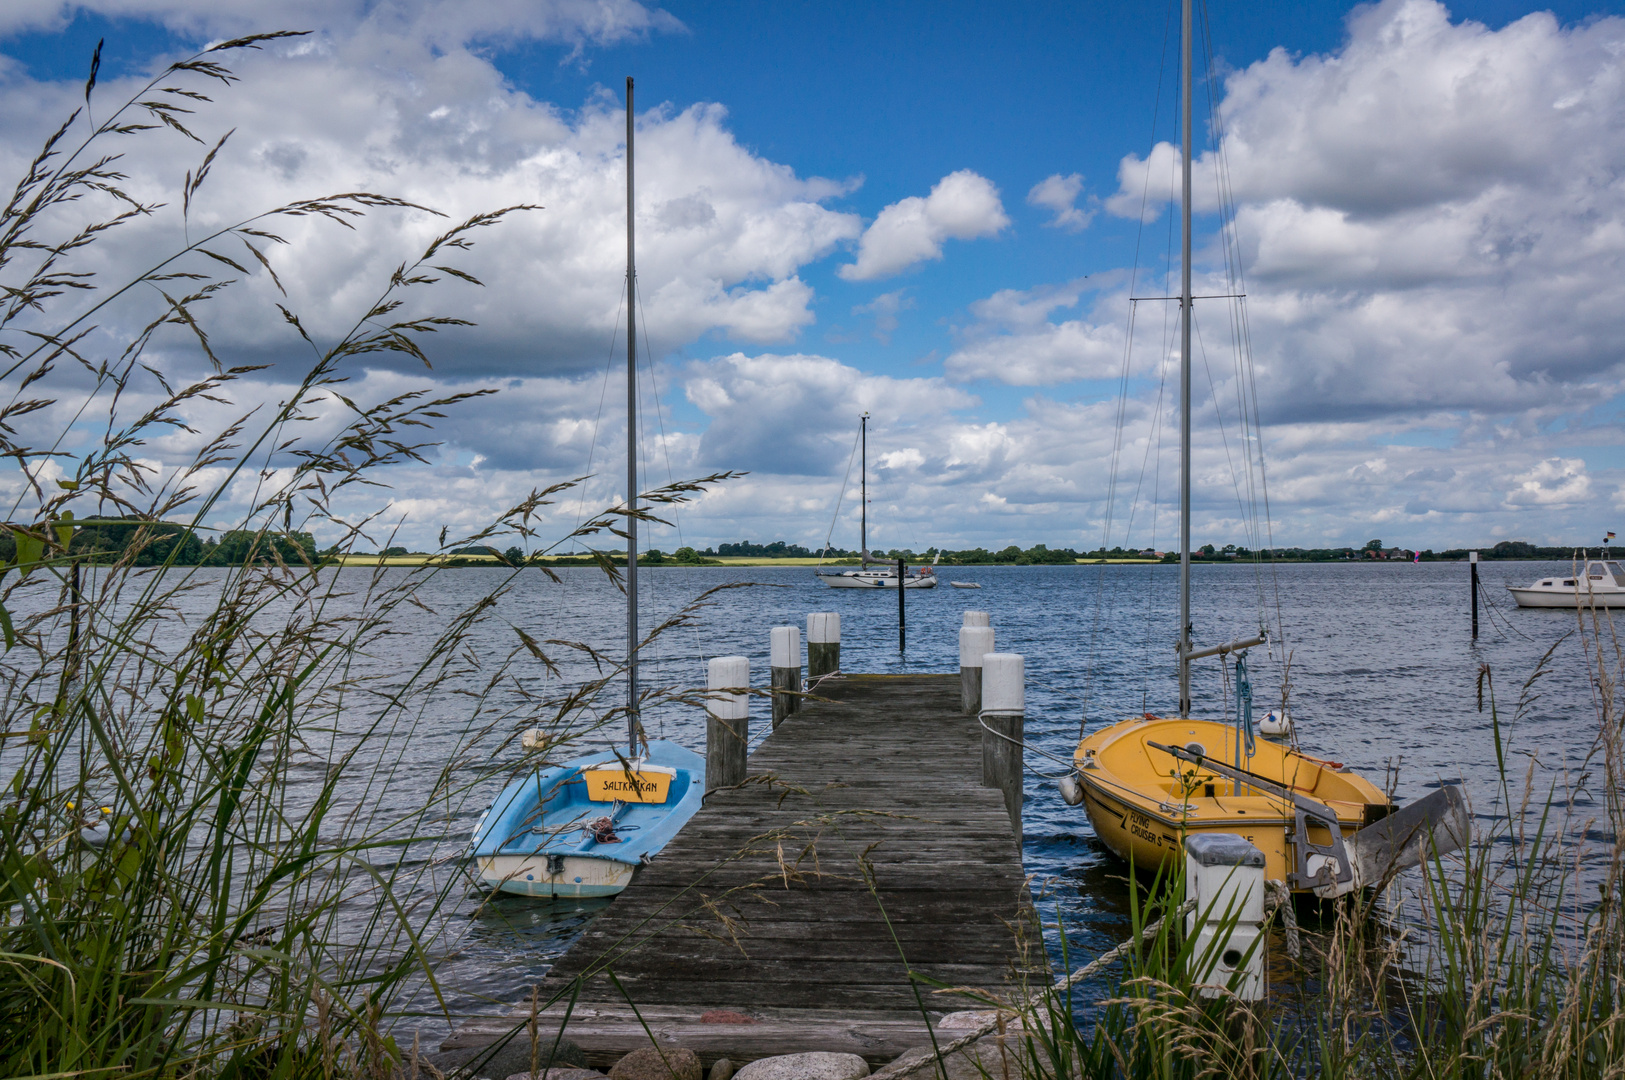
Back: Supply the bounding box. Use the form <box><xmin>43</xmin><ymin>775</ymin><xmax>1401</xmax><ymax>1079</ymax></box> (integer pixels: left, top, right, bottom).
<box><xmin>709</xmin><ymin>1058</ymin><xmax>736</xmax><ymax>1080</ymax></box>
<box><xmin>883</xmin><ymin>1037</ymin><xmax>1017</xmax><ymax>1080</ymax></box>
<box><xmin>609</xmin><ymin>1046</ymin><xmax>703</xmax><ymax>1080</ymax></box>
<box><xmin>429</xmin><ymin>1036</ymin><xmax>588</xmax><ymax>1080</ymax></box>
<box><xmin>733</xmin><ymin>1052</ymin><xmax>869</xmax><ymax>1080</ymax></box>
<box><xmin>936</xmin><ymin>1011</ymin><xmax>1022</xmax><ymax>1032</ymax></box>
<box><xmin>504</xmin><ymin>1071</ymin><xmax>606</xmax><ymax>1080</ymax></box>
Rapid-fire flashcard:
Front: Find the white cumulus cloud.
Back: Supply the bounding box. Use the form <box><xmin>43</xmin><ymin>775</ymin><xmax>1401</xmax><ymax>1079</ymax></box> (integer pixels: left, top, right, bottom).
<box><xmin>945</xmin><ymin>279</ymin><xmax>1125</xmax><ymax>384</ymax></box>
<box><xmin>1027</xmin><ymin>173</ymin><xmax>1095</xmax><ymax>231</ymax></box>
<box><xmin>1504</xmin><ymin>458</ymin><xmax>1591</xmax><ymax>507</ymax></box>
<box><xmin>838</xmin><ymin>170</ymin><xmax>1009</xmax><ymax>281</ymax></box>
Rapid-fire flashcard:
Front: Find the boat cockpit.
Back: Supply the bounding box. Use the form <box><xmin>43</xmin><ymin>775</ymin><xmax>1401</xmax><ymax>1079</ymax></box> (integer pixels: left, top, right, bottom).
<box><xmin>1531</xmin><ymin>561</ymin><xmax>1625</xmax><ymax>589</ymax></box>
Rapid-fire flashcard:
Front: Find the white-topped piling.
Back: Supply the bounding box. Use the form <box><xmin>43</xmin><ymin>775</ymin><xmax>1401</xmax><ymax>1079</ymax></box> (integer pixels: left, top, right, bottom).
<box><xmin>1184</xmin><ymin>834</ymin><xmax>1267</xmax><ymax>1000</ymax></box>
<box><xmin>706</xmin><ymin>655</ymin><xmax>750</xmax><ymax>794</ymax></box>
<box><xmin>962</xmin><ymin>610</ymin><xmax>990</xmax><ymax>628</ymax></box>
<box><xmin>770</xmin><ymin>625</ymin><xmax>801</xmax><ymax>729</ymax></box>
<box><xmin>959</xmin><ymin>624</ymin><xmax>995</xmax><ymax>715</ymax></box>
<box><xmin>980</xmin><ymin>652</ymin><xmax>1024</xmax><ymax>838</ymax></box>
<box><xmin>807</xmin><ymin>612</ymin><xmax>840</xmax><ymax>682</ymax></box>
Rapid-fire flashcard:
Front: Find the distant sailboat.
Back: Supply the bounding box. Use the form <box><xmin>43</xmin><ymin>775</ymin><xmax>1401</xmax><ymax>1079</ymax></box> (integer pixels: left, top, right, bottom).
<box><xmin>816</xmin><ymin>413</ymin><xmax>938</xmax><ymax>590</ymax></box>
<box><xmin>468</xmin><ymin>77</ymin><xmax>705</xmax><ymax>898</ymax></box>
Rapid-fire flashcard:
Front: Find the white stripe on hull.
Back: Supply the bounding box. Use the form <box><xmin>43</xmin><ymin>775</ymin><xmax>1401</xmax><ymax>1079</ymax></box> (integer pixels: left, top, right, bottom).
<box><xmin>1507</xmin><ymin>587</ymin><xmax>1625</xmax><ymax>609</ymax></box>
<box><xmin>476</xmin><ymin>854</ymin><xmax>636</xmax><ymax>898</ymax></box>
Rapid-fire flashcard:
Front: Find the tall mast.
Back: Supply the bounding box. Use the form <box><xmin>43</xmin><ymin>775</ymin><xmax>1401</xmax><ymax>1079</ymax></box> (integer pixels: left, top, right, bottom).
<box><xmin>1177</xmin><ymin>0</ymin><xmax>1194</xmax><ymax>717</ymax></box>
<box><xmin>625</xmin><ymin>76</ymin><xmax>639</xmax><ymax>754</ymax></box>
<box><xmin>860</xmin><ymin>413</ymin><xmax>869</xmax><ymax>558</ymax></box>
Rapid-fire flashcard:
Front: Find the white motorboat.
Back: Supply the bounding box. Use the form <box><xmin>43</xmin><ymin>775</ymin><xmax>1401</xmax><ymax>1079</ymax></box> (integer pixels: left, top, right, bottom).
<box><xmin>815</xmin><ymin>412</ymin><xmax>938</xmax><ymax>589</ymax></box>
<box><xmin>1508</xmin><ymin>558</ymin><xmax>1625</xmax><ymax>608</ymax></box>
<box><xmin>818</xmin><ymin>563</ymin><xmax>938</xmax><ymax>589</ymax></box>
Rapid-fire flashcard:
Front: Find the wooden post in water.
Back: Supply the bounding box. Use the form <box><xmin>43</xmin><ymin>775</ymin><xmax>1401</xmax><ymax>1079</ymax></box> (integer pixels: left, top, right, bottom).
<box><xmin>770</xmin><ymin>625</ymin><xmax>801</xmax><ymax>729</ymax></box>
<box><xmin>959</xmin><ymin>624</ymin><xmax>993</xmax><ymax>715</ymax></box>
<box><xmin>1470</xmin><ymin>551</ymin><xmax>1479</xmax><ymax>640</ymax></box>
<box><xmin>981</xmin><ymin>652</ymin><xmax>1024</xmax><ymax>839</ymax></box>
<box><xmin>705</xmin><ymin>655</ymin><xmax>749</xmax><ymax>794</ymax></box>
<box><xmin>67</xmin><ymin>556</ymin><xmax>81</xmax><ymax>669</ymax></box>
<box><xmin>807</xmin><ymin>612</ymin><xmax>840</xmax><ymax>682</ymax></box>
<box><xmin>963</xmin><ymin>610</ymin><xmax>990</xmax><ymax>628</ymax></box>
<box><xmin>897</xmin><ymin>557</ymin><xmax>906</xmax><ymax>652</ymax></box>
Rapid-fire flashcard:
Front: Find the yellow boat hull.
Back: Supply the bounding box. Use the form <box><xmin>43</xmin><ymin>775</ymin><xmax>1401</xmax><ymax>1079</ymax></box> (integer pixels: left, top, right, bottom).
<box><xmin>1075</xmin><ymin>715</ymin><xmax>1390</xmax><ymax>891</ymax></box>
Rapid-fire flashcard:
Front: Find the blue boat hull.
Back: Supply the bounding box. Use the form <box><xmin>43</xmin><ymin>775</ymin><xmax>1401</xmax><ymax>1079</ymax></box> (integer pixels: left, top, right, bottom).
<box><xmin>467</xmin><ymin>740</ymin><xmax>705</xmax><ymax>898</ymax></box>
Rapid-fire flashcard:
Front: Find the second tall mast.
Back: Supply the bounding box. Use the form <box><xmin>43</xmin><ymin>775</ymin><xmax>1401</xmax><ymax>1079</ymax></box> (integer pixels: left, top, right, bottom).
<box><xmin>1177</xmin><ymin>0</ymin><xmax>1194</xmax><ymax>718</ymax></box>
<box><xmin>626</xmin><ymin>76</ymin><xmax>640</xmax><ymax>754</ymax></box>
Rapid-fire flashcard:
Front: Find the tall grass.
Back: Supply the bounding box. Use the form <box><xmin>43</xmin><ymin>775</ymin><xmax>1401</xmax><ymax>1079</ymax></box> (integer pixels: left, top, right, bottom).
<box><xmin>0</xmin><ymin>36</ymin><xmax>723</xmax><ymax>1079</ymax></box>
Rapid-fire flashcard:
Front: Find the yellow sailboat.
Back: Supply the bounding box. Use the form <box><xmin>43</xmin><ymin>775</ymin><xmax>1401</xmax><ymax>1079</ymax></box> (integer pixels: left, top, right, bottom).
<box><xmin>1072</xmin><ymin>712</ymin><xmax>1392</xmax><ymax>895</ymax></box>
<box><xmin>1063</xmin><ymin>0</ymin><xmax>1464</xmax><ymax>897</ymax></box>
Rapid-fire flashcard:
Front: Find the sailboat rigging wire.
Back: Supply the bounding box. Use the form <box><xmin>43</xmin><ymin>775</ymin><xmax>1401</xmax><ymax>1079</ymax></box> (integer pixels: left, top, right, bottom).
<box><xmin>1192</xmin><ymin>311</ymin><xmax>1260</xmax><ymax>553</ymax></box>
<box><xmin>574</xmin><ymin>281</ymin><xmax>628</xmax><ymax>539</ymax></box>
<box><xmin>632</xmin><ymin>275</ymin><xmax>711</xmax><ymax>710</ymax></box>
<box><xmin>818</xmin><ymin>427</ymin><xmax>863</xmax><ymax>565</ymax></box>
<box><xmin>1197</xmin><ymin>0</ymin><xmax>1289</xmax><ymax>666</ymax></box>
<box><xmin>629</xmin><ymin>278</ymin><xmax>673</xmax><ymax>733</ymax></box>
<box><xmin>1079</xmin><ymin>0</ymin><xmax>1178</xmax><ymax>739</ymax></box>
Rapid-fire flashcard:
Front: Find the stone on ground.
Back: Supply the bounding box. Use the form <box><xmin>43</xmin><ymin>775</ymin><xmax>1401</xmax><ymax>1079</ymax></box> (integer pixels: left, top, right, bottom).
<box><xmin>709</xmin><ymin>1058</ymin><xmax>737</xmax><ymax>1080</ymax></box>
<box><xmin>733</xmin><ymin>1052</ymin><xmax>870</xmax><ymax>1080</ymax></box>
<box><xmin>504</xmin><ymin>1071</ymin><xmax>605</xmax><ymax>1080</ymax></box>
<box><xmin>429</xmin><ymin>1036</ymin><xmax>588</xmax><ymax>1080</ymax></box>
<box><xmin>608</xmin><ymin>1046</ymin><xmax>703</xmax><ymax>1080</ymax></box>
<box><xmin>883</xmin><ymin>1037</ymin><xmax>1019</xmax><ymax>1080</ymax></box>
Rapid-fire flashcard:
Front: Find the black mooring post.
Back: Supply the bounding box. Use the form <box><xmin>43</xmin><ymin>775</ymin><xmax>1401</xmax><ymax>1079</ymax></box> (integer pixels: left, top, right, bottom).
<box><xmin>1470</xmin><ymin>551</ymin><xmax>1479</xmax><ymax>640</ymax></box>
<box><xmin>897</xmin><ymin>557</ymin><xmax>906</xmax><ymax>652</ymax></box>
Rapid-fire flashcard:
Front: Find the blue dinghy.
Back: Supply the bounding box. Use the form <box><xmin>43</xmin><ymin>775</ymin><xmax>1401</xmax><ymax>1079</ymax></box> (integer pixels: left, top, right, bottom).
<box><xmin>468</xmin><ymin>739</ymin><xmax>705</xmax><ymax>898</ymax></box>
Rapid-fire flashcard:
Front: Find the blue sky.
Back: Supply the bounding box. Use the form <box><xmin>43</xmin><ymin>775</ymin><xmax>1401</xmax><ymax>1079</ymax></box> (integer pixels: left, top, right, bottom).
<box><xmin>3</xmin><ymin>0</ymin><xmax>1625</xmax><ymax>553</ymax></box>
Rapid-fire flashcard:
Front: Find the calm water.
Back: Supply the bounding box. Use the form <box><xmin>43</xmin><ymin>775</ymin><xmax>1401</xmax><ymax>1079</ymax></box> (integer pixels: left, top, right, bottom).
<box><xmin>401</xmin><ymin>557</ymin><xmax>1607</xmax><ymax>1030</ymax></box>
<box><xmin>12</xmin><ymin>557</ymin><xmax>1608</xmax><ymax>1034</ymax></box>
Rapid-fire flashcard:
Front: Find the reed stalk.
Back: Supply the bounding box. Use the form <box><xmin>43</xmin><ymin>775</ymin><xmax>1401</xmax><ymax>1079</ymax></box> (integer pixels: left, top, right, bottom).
<box><xmin>973</xmin><ymin>615</ymin><xmax>1623</xmax><ymax>1078</ymax></box>
<box><xmin>0</xmin><ymin>37</ymin><xmax>730</xmax><ymax>1080</ymax></box>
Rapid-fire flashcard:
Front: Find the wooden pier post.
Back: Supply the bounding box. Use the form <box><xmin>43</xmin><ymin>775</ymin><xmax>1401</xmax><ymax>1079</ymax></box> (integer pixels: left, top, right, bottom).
<box><xmin>963</xmin><ymin>610</ymin><xmax>990</xmax><ymax>628</ymax></box>
<box><xmin>807</xmin><ymin>612</ymin><xmax>840</xmax><ymax>681</ymax></box>
<box><xmin>770</xmin><ymin>625</ymin><xmax>801</xmax><ymax>729</ymax></box>
<box><xmin>981</xmin><ymin>652</ymin><xmax>1024</xmax><ymax>838</ymax></box>
<box><xmin>705</xmin><ymin>655</ymin><xmax>749</xmax><ymax>793</ymax></box>
<box><xmin>897</xmin><ymin>557</ymin><xmax>906</xmax><ymax>651</ymax></box>
<box><xmin>959</xmin><ymin>624</ymin><xmax>994</xmax><ymax>715</ymax></box>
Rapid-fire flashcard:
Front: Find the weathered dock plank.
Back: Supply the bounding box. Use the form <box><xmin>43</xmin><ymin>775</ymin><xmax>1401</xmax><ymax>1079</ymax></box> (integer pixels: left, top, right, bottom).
<box><xmin>448</xmin><ymin>673</ymin><xmax>1036</xmax><ymax>1066</ymax></box>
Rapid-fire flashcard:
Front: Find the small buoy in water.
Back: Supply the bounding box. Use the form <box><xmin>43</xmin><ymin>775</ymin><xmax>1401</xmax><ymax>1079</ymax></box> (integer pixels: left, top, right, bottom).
<box><xmin>520</xmin><ymin>728</ymin><xmax>548</xmax><ymax>749</ymax></box>
<box><xmin>1058</xmin><ymin>773</ymin><xmax>1085</xmax><ymax>806</ymax></box>
<box><xmin>1259</xmin><ymin>711</ymin><xmax>1292</xmax><ymax>738</ymax></box>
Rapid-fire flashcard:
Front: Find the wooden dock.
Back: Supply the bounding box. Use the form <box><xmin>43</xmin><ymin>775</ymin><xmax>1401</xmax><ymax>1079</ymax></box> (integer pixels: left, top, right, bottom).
<box><xmin>445</xmin><ymin>673</ymin><xmax>1035</xmax><ymax>1067</ymax></box>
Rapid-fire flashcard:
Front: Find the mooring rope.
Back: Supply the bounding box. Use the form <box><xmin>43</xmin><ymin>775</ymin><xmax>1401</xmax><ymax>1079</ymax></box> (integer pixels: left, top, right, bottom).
<box><xmin>872</xmin><ymin>899</ymin><xmax>1198</xmax><ymax>1080</ymax></box>
<box><xmin>1265</xmin><ymin>878</ymin><xmax>1301</xmax><ymax>960</ymax></box>
<box><xmin>876</xmin><ymin>881</ymin><xmax>1304</xmax><ymax>1080</ymax></box>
